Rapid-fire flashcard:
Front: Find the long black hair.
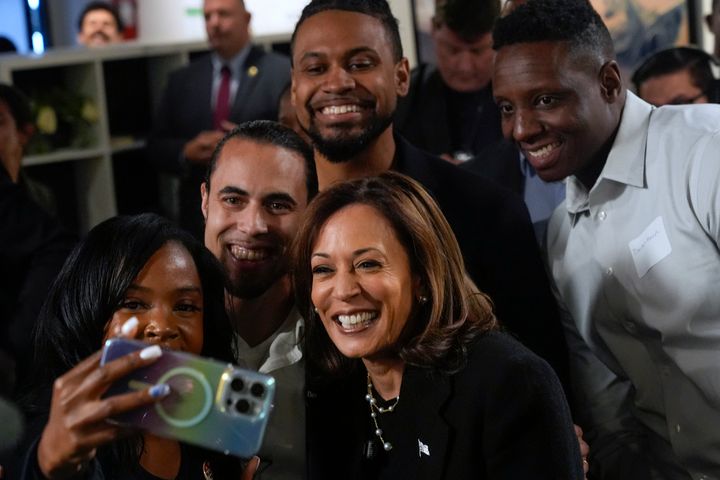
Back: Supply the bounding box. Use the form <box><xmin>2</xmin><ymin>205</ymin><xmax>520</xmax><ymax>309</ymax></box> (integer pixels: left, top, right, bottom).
<box><xmin>25</xmin><ymin>213</ymin><xmax>234</xmax><ymax>471</ymax></box>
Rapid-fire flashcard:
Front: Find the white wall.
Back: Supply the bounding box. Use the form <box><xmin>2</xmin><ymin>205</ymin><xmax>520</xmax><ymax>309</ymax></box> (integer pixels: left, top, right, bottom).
<box><xmin>136</xmin><ymin>0</ymin><xmax>416</xmax><ymax>66</ymax></box>
<box><xmin>137</xmin><ymin>0</ymin><xmax>204</xmax><ymax>44</ymax></box>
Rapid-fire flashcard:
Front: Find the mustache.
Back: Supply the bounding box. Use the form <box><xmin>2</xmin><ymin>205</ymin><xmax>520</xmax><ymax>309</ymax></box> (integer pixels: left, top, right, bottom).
<box><xmin>89</xmin><ymin>31</ymin><xmax>111</xmax><ymax>40</ymax></box>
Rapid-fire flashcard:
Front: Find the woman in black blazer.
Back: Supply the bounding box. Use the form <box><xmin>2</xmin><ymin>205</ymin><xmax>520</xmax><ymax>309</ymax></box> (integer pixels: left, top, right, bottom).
<box><xmin>293</xmin><ymin>172</ymin><xmax>584</xmax><ymax>479</ymax></box>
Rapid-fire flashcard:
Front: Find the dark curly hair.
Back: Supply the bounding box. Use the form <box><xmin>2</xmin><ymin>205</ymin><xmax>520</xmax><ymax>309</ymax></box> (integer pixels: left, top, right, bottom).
<box><xmin>292</xmin><ymin>172</ymin><xmax>497</xmax><ymax>379</ymax></box>
<box><xmin>291</xmin><ymin>0</ymin><xmax>403</xmax><ymax>63</ymax></box>
<box><xmin>493</xmin><ymin>0</ymin><xmax>614</xmax><ymax>60</ymax></box>
<box><xmin>434</xmin><ymin>0</ymin><xmax>501</xmax><ymax>41</ymax></box>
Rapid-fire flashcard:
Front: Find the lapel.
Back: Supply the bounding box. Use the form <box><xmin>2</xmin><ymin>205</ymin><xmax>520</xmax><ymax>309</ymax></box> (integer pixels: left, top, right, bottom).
<box><xmin>230</xmin><ymin>46</ymin><xmax>264</xmax><ymax>120</ymax></box>
<box><xmin>404</xmin><ymin>367</ymin><xmax>451</xmax><ymax>480</ymax></box>
<box><xmin>393</xmin><ymin>135</ymin><xmax>443</xmax><ymax>196</ymax></box>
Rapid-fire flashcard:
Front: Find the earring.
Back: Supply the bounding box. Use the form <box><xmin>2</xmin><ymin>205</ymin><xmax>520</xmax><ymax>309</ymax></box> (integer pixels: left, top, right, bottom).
<box><xmin>418</xmin><ymin>295</ymin><xmax>428</xmax><ymax>304</ymax></box>
<box><xmin>313</xmin><ymin>306</ymin><xmax>319</xmax><ymax>313</ymax></box>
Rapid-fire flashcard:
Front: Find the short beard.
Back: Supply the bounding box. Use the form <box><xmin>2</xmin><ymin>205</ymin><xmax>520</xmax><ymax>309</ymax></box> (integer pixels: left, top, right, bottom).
<box><xmin>304</xmin><ymin>114</ymin><xmax>393</xmax><ymax>163</ymax></box>
<box><xmin>223</xmin><ymin>257</ymin><xmax>286</xmax><ymax>300</ymax></box>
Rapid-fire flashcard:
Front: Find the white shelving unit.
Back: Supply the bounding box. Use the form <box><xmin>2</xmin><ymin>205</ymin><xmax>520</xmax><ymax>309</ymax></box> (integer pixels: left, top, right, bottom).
<box><xmin>0</xmin><ymin>35</ymin><xmax>288</xmax><ymax>232</ymax></box>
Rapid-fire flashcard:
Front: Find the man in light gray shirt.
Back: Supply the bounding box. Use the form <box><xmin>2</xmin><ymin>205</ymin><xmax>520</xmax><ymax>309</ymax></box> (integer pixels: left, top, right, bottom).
<box><xmin>493</xmin><ymin>1</ymin><xmax>720</xmax><ymax>479</ymax></box>
<box><xmin>201</xmin><ymin>120</ymin><xmax>317</xmax><ymax>479</ymax></box>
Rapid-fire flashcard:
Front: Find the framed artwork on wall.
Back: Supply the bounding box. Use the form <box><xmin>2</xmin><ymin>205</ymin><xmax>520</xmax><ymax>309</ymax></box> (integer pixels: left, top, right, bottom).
<box><xmin>409</xmin><ymin>0</ymin><xmax>699</xmax><ymax>75</ymax></box>
<box><xmin>588</xmin><ymin>0</ymin><xmax>697</xmax><ymax>74</ymax></box>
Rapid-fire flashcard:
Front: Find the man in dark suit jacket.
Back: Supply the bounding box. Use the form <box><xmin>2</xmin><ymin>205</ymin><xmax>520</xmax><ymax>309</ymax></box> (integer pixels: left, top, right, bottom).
<box><xmin>394</xmin><ymin>0</ymin><xmax>502</xmax><ymax>165</ymax></box>
<box><xmin>149</xmin><ymin>0</ymin><xmax>290</xmax><ymax>238</ymax></box>
<box><xmin>290</xmin><ymin>0</ymin><xmax>569</xmax><ymax>384</ymax></box>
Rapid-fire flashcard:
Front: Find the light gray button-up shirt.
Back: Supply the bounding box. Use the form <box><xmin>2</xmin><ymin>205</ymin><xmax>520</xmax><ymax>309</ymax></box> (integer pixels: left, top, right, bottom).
<box><xmin>547</xmin><ymin>92</ymin><xmax>720</xmax><ymax>479</ymax></box>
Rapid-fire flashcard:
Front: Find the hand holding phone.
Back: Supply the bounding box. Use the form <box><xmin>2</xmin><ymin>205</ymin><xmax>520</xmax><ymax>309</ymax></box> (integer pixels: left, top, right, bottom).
<box><xmin>37</xmin><ymin>343</ymin><xmax>166</xmax><ymax>478</ymax></box>
<box><xmin>101</xmin><ymin>338</ymin><xmax>275</xmax><ymax>459</ymax></box>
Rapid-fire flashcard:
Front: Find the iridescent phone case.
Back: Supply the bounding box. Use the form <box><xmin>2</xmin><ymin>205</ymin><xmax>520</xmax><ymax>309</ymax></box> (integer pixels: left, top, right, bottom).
<box><xmin>101</xmin><ymin>338</ymin><xmax>275</xmax><ymax>458</ymax></box>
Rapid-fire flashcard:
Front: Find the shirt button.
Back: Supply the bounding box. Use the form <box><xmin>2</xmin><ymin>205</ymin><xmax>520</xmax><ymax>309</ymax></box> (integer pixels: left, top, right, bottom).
<box><xmin>623</xmin><ymin>321</ymin><xmax>636</xmax><ymax>333</ymax></box>
<box><xmin>606</xmin><ymin>267</ymin><xmax>614</xmax><ymax>276</ymax></box>
<box><xmin>675</xmin><ymin>424</ymin><xmax>681</xmax><ymax>433</ymax></box>
<box><xmin>598</xmin><ymin>211</ymin><xmax>607</xmax><ymax>221</ymax></box>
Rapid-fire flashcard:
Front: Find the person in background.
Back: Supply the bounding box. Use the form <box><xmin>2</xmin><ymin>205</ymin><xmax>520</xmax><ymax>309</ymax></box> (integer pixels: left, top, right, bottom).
<box><xmin>201</xmin><ymin>121</ymin><xmax>317</xmax><ymax>479</ymax></box>
<box><xmin>293</xmin><ymin>172</ymin><xmax>583</xmax><ymax>479</ymax></box>
<box><xmin>149</xmin><ymin>0</ymin><xmax>290</xmax><ymax>239</ymax></box>
<box><xmin>76</xmin><ymin>1</ymin><xmax>124</xmax><ymax>47</ymax></box>
<box><xmin>632</xmin><ymin>46</ymin><xmax>720</xmax><ymax>105</ymax></box>
<box><xmin>493</xmin><ymin>0</ymin><xmax>720</xmax><ymax>477</ymax></box>
<box><xmin>0</xmin><ymin>83</ymin><xmax>75</xmax><ymax>398</ymax></box>
<box><xmin>395</xmin><ymin>0</ymin><xmax>502</xmax><ymax>165</ymax></box>
<box><xmin>0</xmin><ymin>36</ymin><xmax>17</xmax><ymax>53</ymax></box>
<box><xmin>15</xmin><ymin>213</ymin><xmax>255</xmax><ymax>479</ymax></box>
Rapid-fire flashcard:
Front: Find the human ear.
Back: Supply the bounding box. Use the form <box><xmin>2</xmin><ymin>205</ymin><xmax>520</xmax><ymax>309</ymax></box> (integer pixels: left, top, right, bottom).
<box><xmin>200</xmin><ymin>182</ymin><xmax>209</xmax><ymax>221</ymax></box>
<box><xmin>599</xmin><ymin>60</ymin><xmax>622</xmax><ymax>103</ymax></box>
<box><xmin>396</xmin><ymin>58</ymin><xmax>410</xmax><ymax>98</ymax></box>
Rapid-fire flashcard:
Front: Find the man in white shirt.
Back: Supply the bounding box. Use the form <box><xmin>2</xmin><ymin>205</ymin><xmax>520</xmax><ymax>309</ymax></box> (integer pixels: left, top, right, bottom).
<box><xmin>493</xmin><ymin>0</ymin><xmax>720</xmax><ymax>479</ymax></box>
<box><xmin>201</xmin><ymin>120</ymin><xmax>317</xmax><ymax>479</ymax></box>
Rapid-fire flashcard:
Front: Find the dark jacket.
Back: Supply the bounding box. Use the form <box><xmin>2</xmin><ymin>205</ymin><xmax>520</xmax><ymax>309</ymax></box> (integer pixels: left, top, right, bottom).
<box><xmin>148</xmin><ymin>46</ymin><xmax>290</xmax><ymax>237</ymax></box>
<box><xmin>395</xmin><ymin>63</ymin><xmax>502</xmax><ymax>160</ymax></box>
<box><xmin>307</xmin><ymin>332</ymin><xmax>583</xmax><ymax>480</ymax></box>
<box><xmin>0</xmin><ymin>166</ymin><xmax>75</xmax><ymax>393</ymax></box>
<box><xmin>393</xmin><ymin>136</ymin><xmax>569</xmax><ymax>386</ymax></box>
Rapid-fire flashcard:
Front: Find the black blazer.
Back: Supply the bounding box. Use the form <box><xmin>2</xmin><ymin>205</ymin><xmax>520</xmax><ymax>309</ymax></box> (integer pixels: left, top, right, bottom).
<box><xmin>395</xmin><ymin>63</ymin><xmax>502</xmax><ymax>159</ymax></box>
<box><xmin>148</xmin><ymin>46</ymin><xmax>290</xmax><ymax>236</ymax></box>
<box><xmin>461</xmin><ymin>139</ymin><xmax>525</xmax><ymax>196</ymax></box>
<box><xmin>393</xmin><ymin>136</ymin><xmax>569</xmax><ymax>387</ymax></box>
<box><xmin>307</xmin><ymin>332</ymin><xmax>583</xmax><ymax>480</ymax></box>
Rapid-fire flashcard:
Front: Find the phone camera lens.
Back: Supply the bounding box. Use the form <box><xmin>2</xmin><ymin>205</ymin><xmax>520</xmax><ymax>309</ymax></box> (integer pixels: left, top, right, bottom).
<box><xmin>250</xmin><ymin>383</ymin><xmax>265</xmax><ymax>398</ymax></box>
<box><xmin>235</xmin><ymin>399</ymin><xmax>251</xmax><ymax>414</ymax></box>
<box><xmin>231</xmin><ymin>378</ymin><xmax>244</xmax><ymax>392</ymax></box>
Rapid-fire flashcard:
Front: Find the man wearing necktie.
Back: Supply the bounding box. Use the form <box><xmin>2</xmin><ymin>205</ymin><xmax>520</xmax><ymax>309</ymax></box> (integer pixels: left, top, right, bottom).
<box><xmin>149</xmin><ymin>0</ymin><xmax>290</xmax><ymax>238</ymax></box>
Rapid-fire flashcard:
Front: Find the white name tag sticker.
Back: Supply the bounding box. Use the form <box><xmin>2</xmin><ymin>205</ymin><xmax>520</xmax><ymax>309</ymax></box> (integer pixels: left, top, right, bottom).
<box><xmin>628</xmin><ymin>216</ymin><xmax>672</xmax><ymax>278</ymax></box>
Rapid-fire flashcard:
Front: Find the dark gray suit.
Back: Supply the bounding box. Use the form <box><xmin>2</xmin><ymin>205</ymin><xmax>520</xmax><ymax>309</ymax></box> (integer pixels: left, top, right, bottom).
<box><xmin>148</xmin><ymin>46</ymin><xmax>290</xmax><ymax>237</ymax></box>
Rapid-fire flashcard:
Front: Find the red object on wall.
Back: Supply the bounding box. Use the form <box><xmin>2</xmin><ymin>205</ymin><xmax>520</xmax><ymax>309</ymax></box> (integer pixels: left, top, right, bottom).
<box><xmin>112</xmin><ymin>0</ymin><xmax>138</xmax><ymax>40</ymax></box>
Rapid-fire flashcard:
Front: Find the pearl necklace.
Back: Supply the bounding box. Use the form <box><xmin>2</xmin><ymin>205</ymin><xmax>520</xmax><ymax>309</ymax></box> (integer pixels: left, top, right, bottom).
<box><xmin>365</xmin><ymin>372</ymin><xmax>400</xmax><ymax>452</ymax></box>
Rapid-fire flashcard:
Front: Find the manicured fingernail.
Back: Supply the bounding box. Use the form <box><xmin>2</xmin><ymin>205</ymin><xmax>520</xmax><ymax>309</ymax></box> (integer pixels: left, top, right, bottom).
<box><xmin>149</xmin><ymin>383</ymin><xmax>170</xmax><ymax>398</ymax></box>
<box><xmin>139</xmin><ymin>345</ymin><xmax>162</xmax><ymax>360</ymax></box>
<box><xmin>120</xmin><ymin>317</ymin><xmax>138</xmax><ymax>337</ymax></box>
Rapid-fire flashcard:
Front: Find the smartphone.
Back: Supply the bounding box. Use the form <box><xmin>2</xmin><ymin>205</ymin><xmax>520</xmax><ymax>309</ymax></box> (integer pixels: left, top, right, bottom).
<box><xmin>101</xmin><ymin>338</ymin><xmax>275</xmax><ymax>458</ymax></box>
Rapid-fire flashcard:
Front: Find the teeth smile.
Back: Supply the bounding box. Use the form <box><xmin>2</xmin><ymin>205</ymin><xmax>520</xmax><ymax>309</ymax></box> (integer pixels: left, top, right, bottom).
<box><xmin>321</xmin><ymin>105</ymin><xmax>361</xmax><ymax>115</ymax></box>
<box><xmin>336</xmin><ymin>311</ymin><xmax>377</xmax><ymax>327</ymax></box>
<box><xmin>229</xmin><ymin>245</ymin><xmax>269</xmax><ymax>261</ymax></box>
<box><xmin>528</xmin><ymin>141</ymin><xmax>561</xmax><ymax>158</ymax></box>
